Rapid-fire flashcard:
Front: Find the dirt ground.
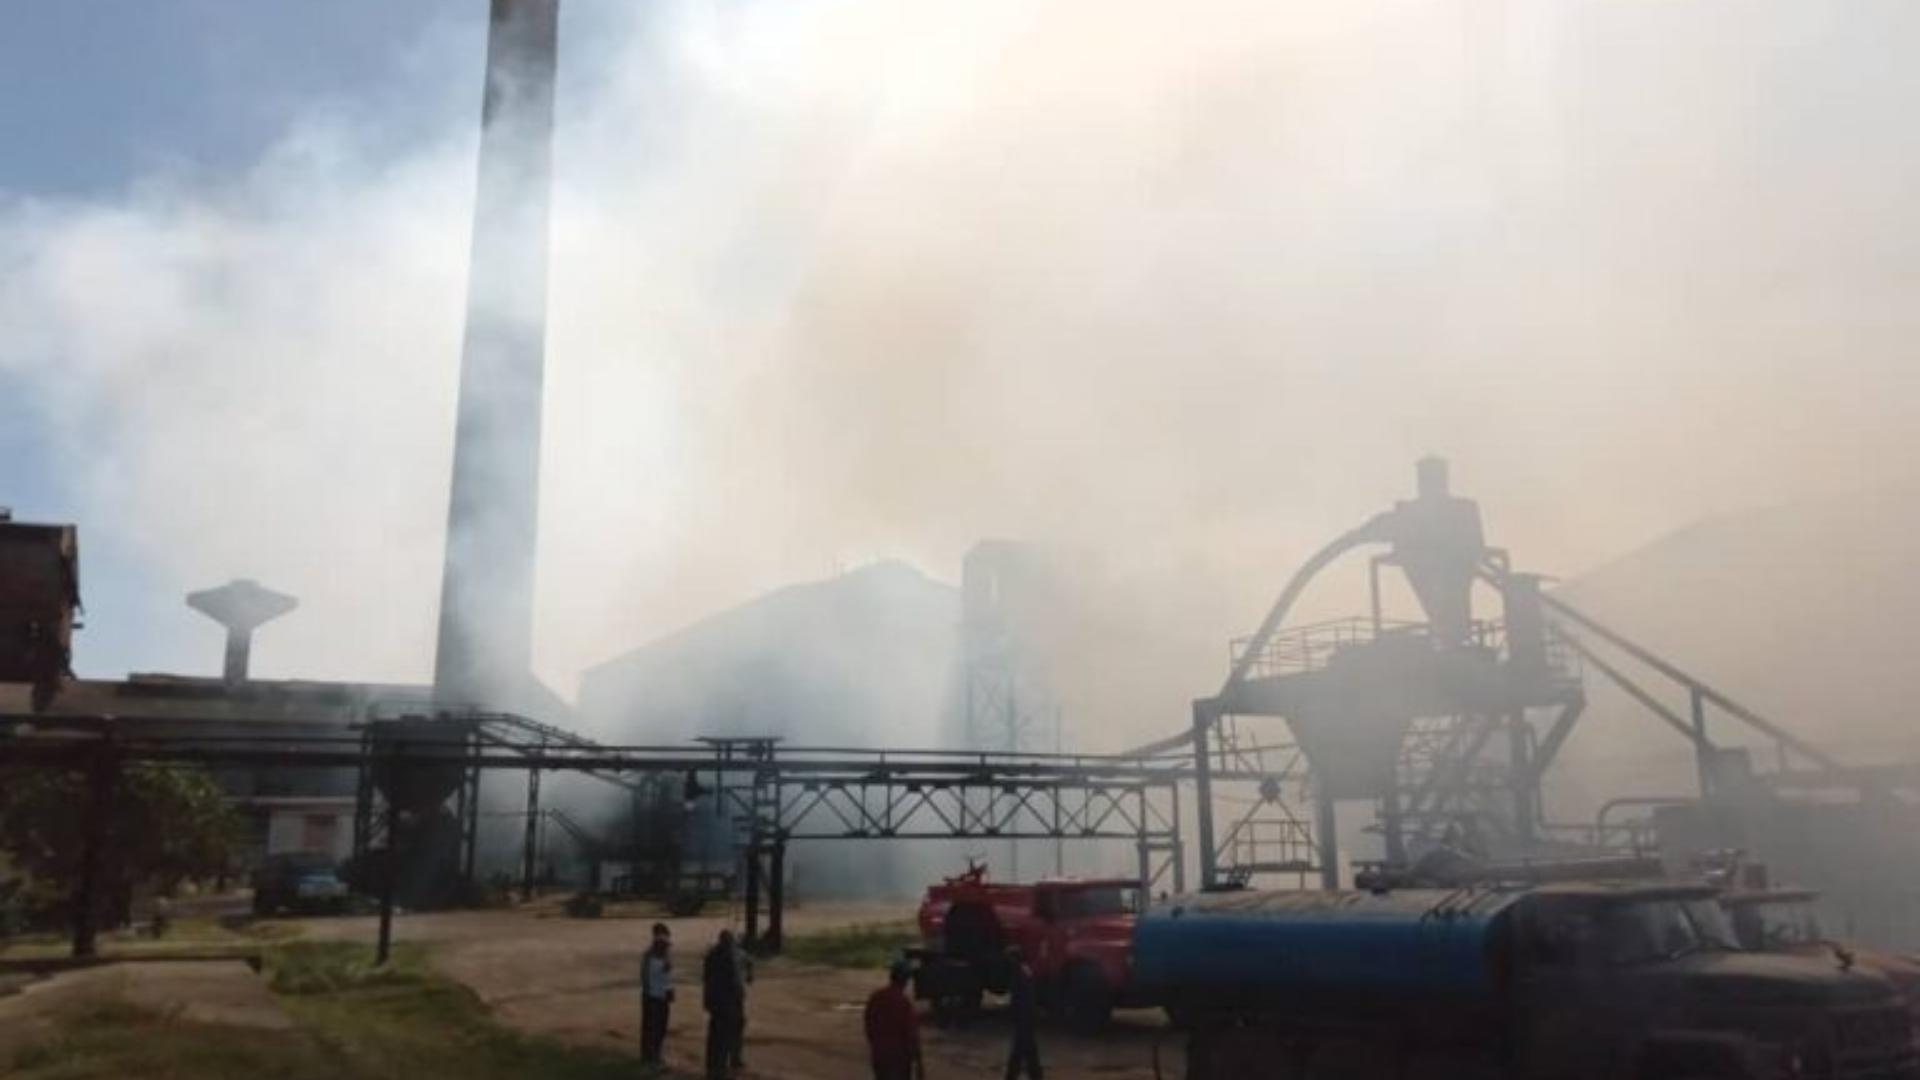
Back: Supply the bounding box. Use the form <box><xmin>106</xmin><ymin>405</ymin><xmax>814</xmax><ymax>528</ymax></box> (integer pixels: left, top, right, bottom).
<box><xmin>0</xmin><ymin>959</ymin><xmax>290</xmax><ymax>1061</ymax></box>
<box><xmin>304</xmin><ymin>903</ymin><xmax>1184</xmax><ymax>1080</ymax></box>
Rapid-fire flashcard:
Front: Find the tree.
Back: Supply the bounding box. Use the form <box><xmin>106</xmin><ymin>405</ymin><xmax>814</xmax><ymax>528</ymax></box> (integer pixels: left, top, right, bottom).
<box><xmin>0</xmin><ymin>763</ymin><xmax>243</xmax><ymax>926</ymax></box>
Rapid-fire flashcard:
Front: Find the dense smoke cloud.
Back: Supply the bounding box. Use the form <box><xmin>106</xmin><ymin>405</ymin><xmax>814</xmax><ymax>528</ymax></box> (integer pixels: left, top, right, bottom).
<box><xmin>2</xmin><ymin>1</ymin><xmax>1917</xmax><ymax>757</ymax></box>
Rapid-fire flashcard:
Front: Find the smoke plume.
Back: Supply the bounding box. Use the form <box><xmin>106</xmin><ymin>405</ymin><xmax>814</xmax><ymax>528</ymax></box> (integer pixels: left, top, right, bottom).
<box><xmin>2</xmin><ymin>0</ymin><xmax>1918</xmax><ymax>762</ymax></box>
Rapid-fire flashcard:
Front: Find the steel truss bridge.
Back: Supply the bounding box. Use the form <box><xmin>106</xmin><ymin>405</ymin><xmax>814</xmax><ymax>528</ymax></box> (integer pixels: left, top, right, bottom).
<box><xmin>0</xmin><ymin>712</ymin><xmax>1190</xmax><ymax>959</ymax></box>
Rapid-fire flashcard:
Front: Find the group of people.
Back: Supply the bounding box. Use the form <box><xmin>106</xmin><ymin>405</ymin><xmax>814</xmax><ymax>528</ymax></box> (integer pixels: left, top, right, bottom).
<box><xmin>641</xmin><ymin>923</ymin><xmax>1046</xmax><ymax>1080</ymax></box>
<box><xmin>639</xmin><ymin>922</ymin><xmax>752</xmax><ymax>1078</ymax></box>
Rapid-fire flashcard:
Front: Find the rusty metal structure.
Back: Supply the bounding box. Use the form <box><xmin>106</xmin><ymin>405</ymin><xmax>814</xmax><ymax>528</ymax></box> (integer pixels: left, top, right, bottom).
<box><xmin>0</xmin><ymin>714</ymin><xmax>1186</xmax><ymax>957</ymax></box>
<box><xmin>1164</xmin><ymin>458</ymin><xmax>1586</xmax><ymax>889</ymax></box>
<box><xmin>0</xmin><ymin>514</ymin><xmax>79</xmax><ymax>711</ymax></box>
<box><xmin>1152</xmin><ymin>459</ymin><xmax>1912</xmax><ymax>912</ymax></box>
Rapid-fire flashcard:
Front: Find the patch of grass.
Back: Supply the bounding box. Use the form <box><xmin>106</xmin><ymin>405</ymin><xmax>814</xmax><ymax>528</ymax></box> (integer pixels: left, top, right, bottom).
<box><xmin>8</xmin><ymin>941</ymin><xmax>667</xmax><ymax>1080</ymax></box>
<box><xmin>265</xmin><ymin>940</ymin><xmax>430</xmax><ymax>995</ymax></box>
<box><xmin>7</xmin><ymin>999</ymin><xmax>337</xmax><ymax>1080</ymax></box>
<box><xmin>782</xmin><ymin>921</ymin><xmax>920</xmax><ymax>969</ymax></box>
<box><xmin>270</xmin><ymin>941</ymin><xmax>645</xmax><ymax>1079</ymax></box>
<box><xmin>0</xmin><ymin>915</ymin><xmax>301</xmax><ymax>962</ymax></box>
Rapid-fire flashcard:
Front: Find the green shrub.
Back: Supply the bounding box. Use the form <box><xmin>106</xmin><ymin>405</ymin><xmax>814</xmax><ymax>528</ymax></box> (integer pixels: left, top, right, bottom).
<box><xmin>783</xmin><ymin>922</ymin><xmax>920</xmax><ymax>969</ymax></box>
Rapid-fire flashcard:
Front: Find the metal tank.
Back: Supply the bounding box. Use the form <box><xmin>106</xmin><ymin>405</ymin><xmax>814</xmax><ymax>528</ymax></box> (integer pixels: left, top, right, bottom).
<box><xmin>1134</xmin><ymin>887</ymin><xmax>1522</xmax><ymax>1001</ymax></box>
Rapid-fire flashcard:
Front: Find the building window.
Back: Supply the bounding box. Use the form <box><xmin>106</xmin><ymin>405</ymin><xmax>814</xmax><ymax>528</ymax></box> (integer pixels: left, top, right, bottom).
<box><xmin>302</xmin><ymin>814</ymin><xmax>339</xmax><ymax>854</ymax></box>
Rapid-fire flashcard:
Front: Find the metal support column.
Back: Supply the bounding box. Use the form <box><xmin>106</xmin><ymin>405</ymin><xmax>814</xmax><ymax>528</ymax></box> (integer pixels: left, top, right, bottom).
<box><xmin>1509</xmin><ymin>711</ymin><xmax>1537</xmax><ymax>843</ymax></box>
<box><xmin>376</xmin><ymin>818</ymin><xmax>398</xmax><ymax>966</ymax></box>
<box><xmin>521</xmin><ymin>764</ymin><xmax>542</xmax><ymax>900</ymax></box>
<box><xmin>72</xmin><ymin>743</ymin><xmax>117</xmax><ymax>959</ymax></box>
<box><xmin>1691</xmin><ymin>689</ymin><xmax>1712</xmax><ymax>798</ymax></box>
<box><xmin>1314</xmin><ymin>778</ymin><xmax>1339</xmax><ymax>891</ymax></box>
<box><xmin>458</xmin><ymin>732</ymin><xmax>480</xmax><ymax>884</ymax></box>
<box><xmin>1171</xmin><ymin>781</ymin><xmax>1187</xmax><ymax>894</ymax></box>
<box><xmin>742</xmin><ymin>839</ymin><xmax>762</xmax><ymax>950</ymax></box>
<box><xmin>1191</xmin><ymin>700</ymin><xmax>1217</xmax><ymax>889</ymax></box>
<box><xmin>1136</xmin><ymin>786</ymin><xmax>1151</xmax><ymax>889</ymax></box>
<box><xmin>766</xmin><ymin>839</ymin><xmax>786</xmax><ymax>953</ymax></box>
<box><xmin>352</xmin><ymin>728</ymin><xmax>374</xmax><ymax>863</ymax></box>
<box><xmin>1380</xmin><ymin>783</ymin><xmax>1407</xmax><ymax>866</ymax></box>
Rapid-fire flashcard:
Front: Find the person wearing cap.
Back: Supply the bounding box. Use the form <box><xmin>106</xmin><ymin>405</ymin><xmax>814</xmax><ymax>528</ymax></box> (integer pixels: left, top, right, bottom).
<box><xmin>641</xmin><ymin>922</ymin><xmax>675</xmax><ymax>1067</ymax></box>
<box><xmin>864</xmin><ymin>959</ymin><xmax>925</xmax><ymax>1080</ymax></box>
<box><xmin>1003</xmin><ymin>945</ymin><xmax>1042</xmax><ymax>1079</ymax></box>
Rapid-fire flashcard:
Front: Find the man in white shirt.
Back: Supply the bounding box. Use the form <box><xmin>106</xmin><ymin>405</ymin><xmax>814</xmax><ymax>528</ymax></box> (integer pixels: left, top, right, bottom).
<box><xmin>641</xmin><ymin>922</ymin><xmax>674</xmax><ymax>1067</ymax></box>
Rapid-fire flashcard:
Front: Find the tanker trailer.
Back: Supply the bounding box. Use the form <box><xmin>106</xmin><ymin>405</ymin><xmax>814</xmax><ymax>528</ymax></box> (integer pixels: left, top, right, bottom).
<box><xmin>1137</xmin><ymin>881</ymin><xmax>1919</xmax><ymax>1080</ymax></box>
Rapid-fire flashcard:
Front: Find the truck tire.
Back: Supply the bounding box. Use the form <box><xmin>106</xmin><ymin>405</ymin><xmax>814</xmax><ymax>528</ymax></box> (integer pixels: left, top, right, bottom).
<box><xmin>1062</xmin><ymin>963</ymin><xmax>1113</xmax><ymax>1032</ymax></box>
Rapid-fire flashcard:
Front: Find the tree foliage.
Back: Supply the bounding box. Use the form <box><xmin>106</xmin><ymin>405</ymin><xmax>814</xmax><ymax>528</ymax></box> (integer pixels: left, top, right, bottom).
<box><xmin>0</xmin><ymin>764</ymin><xmax>242</xmax><ymax>917</ymax></box>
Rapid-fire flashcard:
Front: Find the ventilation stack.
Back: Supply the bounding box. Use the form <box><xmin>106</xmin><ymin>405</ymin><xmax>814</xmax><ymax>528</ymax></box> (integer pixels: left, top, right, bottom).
<box><xmin>433</xmin><ymin>0</ymin><xmax>560</xmax><ymax>707</ymax></box>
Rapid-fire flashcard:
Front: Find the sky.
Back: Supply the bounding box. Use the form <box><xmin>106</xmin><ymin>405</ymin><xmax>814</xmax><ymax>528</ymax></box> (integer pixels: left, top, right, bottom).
<box><xmin>0</xmin><ymin>1</ymin><xmax>477</xmax><ymax>676</ymax></box>
<box><xmin>3</xmin><ymin>1</ymin><xmax>1918</xmax><ymax>750</ymax></box>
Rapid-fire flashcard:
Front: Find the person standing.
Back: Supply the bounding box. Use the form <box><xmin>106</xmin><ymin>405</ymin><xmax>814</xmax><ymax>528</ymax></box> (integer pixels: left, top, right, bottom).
<box><xmin>640</xmin><ymin>922</ymin><xmax>674</xmax><ymax>1068</ymax></box>
<box><xmin>730</xmin><ymin>931</ymin><xmax>754</xmax><ymax>1071</ymax></box>
<box><xmin>1003</xmin><ymin>946</ymin><xmax>1043</xmax><ymax>1080</ymax></box>
<box><xmin>864</xmin><ymin>960</ymin><xmax>926</xmax><ymax>1080</ymax></box>
<box><xmin>703</xmin><ymin>929</ymin><xmax>744</xmax><ymax>1079</ymax></box>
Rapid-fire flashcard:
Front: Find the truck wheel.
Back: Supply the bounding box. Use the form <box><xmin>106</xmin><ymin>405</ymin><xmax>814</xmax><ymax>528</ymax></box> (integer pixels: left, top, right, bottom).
<box><xmin>1062</xmin><ymin>964</ymin><xmax>1113</xmax><ymax>1032</ymax></box>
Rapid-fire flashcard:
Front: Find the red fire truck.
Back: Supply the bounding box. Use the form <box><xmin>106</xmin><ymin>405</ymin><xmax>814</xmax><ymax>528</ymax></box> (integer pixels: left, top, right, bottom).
<box><xmin>908</xmin><ymin>863</ymin><xmax>1144</xmax><ymax>1029</ymax></box>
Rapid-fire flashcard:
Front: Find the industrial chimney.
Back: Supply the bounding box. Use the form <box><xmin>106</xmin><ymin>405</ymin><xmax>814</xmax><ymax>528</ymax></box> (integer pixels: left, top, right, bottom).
<box><xmin>433</xmin><ymin>0</ymin><xmax>560</xmax><ymax>706</ymax></box>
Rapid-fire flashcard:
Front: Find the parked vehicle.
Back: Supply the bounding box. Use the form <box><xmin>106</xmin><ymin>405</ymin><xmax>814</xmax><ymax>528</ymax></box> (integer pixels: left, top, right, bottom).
<box><xmin>1138</xmin><ymin>880</ymin><xmax>1920</xmax><ymax>1079</ymax></box>
<box><xmin>1723</xmin><ymin>884</ymin><xmax>1920</xmax><ymax>1025</ymax></box>
<box><xmin>251</xmin><ymin>852</ymin><xmax>350</xmax><ymax>916</ymax></box>
<box><xmin>909</xmin><ymin>863</ymin><xmax>1144</xmax><ymax>1029</ymax></box>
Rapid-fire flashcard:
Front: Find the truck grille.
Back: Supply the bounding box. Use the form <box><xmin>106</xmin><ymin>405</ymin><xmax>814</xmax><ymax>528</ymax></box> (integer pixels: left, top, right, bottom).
<box><xmin>1833</xmin><ymin>1004</ymin><xmax>1915</xmax><ymax>1074</ymax></box>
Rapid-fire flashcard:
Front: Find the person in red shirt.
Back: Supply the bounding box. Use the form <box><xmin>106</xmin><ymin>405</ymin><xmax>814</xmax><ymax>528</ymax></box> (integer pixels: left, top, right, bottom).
<box><xmin>864</xmin><ymin>960</ymin><xmax>926</xmax><ymax>1080</ymax></box>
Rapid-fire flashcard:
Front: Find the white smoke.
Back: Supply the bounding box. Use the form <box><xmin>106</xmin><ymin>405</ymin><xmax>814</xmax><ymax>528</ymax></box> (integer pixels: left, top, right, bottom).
<box><xmin>3</xmin><ymin>0</ymin><xmax>1918</xmax><ymax>756</ymax></box>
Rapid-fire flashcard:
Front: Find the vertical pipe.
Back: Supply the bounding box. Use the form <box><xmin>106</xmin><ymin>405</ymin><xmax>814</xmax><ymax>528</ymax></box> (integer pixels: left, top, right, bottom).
<box><xmin>434</xmin><ymin>0</ymin><xmax>560</xmax><ymax>704</ymax></box>
<box><xmin>1191</xmin><ymin>700</ymin><xmax>1218</xmax><ymax>890</ymax></box>
<box><xmin>1314</xmin><ymin>780</ymin><xmax>1340</xmax><ymax>891</ymax></box>
<box><xmin>1690</xmin><ymin>688</ymin><xmax>1712</xmax><ymax>798</ymax></box>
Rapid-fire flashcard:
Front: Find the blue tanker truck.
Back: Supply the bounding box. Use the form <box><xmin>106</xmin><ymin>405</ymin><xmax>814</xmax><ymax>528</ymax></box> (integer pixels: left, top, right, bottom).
<box><xmin>1136</xmin><ymin>880</ymin><xmax>1920</xmax><ymax>1079</ymax></box>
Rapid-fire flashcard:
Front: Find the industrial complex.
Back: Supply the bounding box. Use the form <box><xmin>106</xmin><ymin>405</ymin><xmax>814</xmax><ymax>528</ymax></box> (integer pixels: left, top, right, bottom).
<box><xmin>5</xmin><ymin>2</ymin><xmax>1920</xmax><ymax>1078</ymax></box>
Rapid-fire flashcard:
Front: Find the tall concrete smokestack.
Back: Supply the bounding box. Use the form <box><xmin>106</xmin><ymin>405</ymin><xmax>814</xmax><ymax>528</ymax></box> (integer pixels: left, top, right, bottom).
<box><xmin>434</xmin><ymin>0</ymin><xmax>559</xmax><ymax>705</ymax></box>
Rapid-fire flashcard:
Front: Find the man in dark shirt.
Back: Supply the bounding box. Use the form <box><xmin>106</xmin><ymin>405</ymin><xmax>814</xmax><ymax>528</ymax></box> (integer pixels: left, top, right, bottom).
<box><xmin>703</xmin><ymin>929</ymin><xmax>743</xmax><ymax>1079</ymax></box>
<box><xmin>1004</xmin><ymin>946</ymin><xmax>1043</xmax><ymax>1079</ymax></box>
<box><xmin>864</xmin><ymin>960</ymin><xmax>925</xmax><ymax>1080</ymax></box>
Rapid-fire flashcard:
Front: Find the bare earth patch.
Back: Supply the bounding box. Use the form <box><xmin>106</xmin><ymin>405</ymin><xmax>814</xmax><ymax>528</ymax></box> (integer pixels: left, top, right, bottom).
<box><xmin>295</xmin><ymin>903</ymin><xmax>1181</xmax><ymax>1079</ymax></box>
